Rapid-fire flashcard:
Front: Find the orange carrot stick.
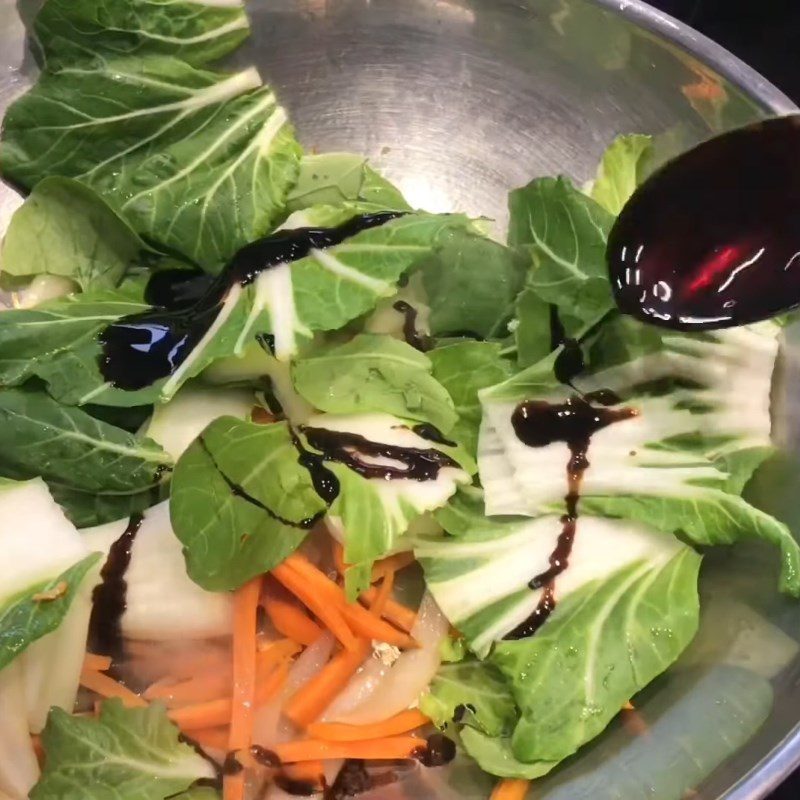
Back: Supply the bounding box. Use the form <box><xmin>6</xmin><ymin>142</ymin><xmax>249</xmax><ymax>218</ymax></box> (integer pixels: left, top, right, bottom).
<box><xmin>83</xmin><ymin>653</ymin><xmax>112</xmax><ymax>672</ymax></box>
<box><xmin>307</xmin><ymin>709</ymin><xmax>430</xmax><ymax>741</ymax></box>
<box><xmin>169</xmin><ymin>662</ymin><xmax>289</xmax><ymax>732</ymax></box>
<box><xmin>283</xmin><ymin>553</ymin><xmax>415</xmax><ymax>648</ymax></box>
<box><xmin>170</xmin><ymin>697</ymin><xmax>232</xmax><ymax>731</ymax></box>
<box><xmin>340</xmin><ymin>601</ymin><xmax>417</xmax><ymax>649</ymax></box>
<box><xmin>189</xmin><ymin>726</ymin><xmax>230</xmax><ymax>751</ymax></box>
<box><xmin>359</xmin><ymin>588</ymin><xmax>417</xmax><ymax>633</ymax></box>
<box><xmin>272</xmin><ymin>563</ymin><xmax>359</xmax><ymax>652</ymax></box>
<box><xmin>263</xmin><ymin>592</ymin><xmax>324</xmax><ymax>647</ymax></box>
<box><xmin>491</xmin><ymin>779</ymin><xmax>530</xmax><ymax>800</ymax></box>
<box><xmin>145</xmin><ymin>673</ymin><xmax>230</xmax><ymax>707</ymax></box>
<box><xmin>226</xmin><ymin>577</ymin><xmax>262</xmax><ymax>800</ymax></box>
<box><xmin>79</xmin><ymin>668</ymin><xmax>147</xmax><ymax>708</ymax></box>
<box><xmin>283</xmin><ymin>641</ymin><xmax>371</xmax><ymax>728</ymax></box>
<box><xmin>274</xmin><ymin>735</ymin><xmax>422</xmax><ymax>763</ymax></box>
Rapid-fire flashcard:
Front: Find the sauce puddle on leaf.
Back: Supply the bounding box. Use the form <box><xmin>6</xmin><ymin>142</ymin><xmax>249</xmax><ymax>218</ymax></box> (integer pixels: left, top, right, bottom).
<box><xmin>99</xmin><ymin>212</ymin><xmax>405</xmax><ymax>390</ymax></box>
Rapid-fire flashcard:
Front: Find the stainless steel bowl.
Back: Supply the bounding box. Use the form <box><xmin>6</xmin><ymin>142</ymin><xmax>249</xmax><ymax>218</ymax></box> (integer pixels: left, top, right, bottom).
<box><xmin>1</xmin><ymin>1</ymin><xmax>799</xmax><ymax>798</ymax></box>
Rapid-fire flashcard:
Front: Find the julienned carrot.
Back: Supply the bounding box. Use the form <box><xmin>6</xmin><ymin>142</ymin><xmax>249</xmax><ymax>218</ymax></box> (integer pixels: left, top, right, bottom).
<box><xmin>145</xmin><ymin>673</ymin><xmax>230</xmax><ymax>707</ymax></box>
<box><xmin>263</xmin><ymin>593</ymin><xmax>324</xmax><ymax>647</ymax></box>
<box><xmin>226</xmin><ymin>577</ymin><xmax>262</xmax><ymax>800</ymax></box>
<box><xmin>370</xmin><ymin>571</ymin><xmax>395</xmax><ymax>619</ymax></box>
<box><xmin>169</xmin><ymin>697</ymin><xmax>231</xmax><ymax>731</ymax></box>
<box><xmin>189</xmin><ymin>726</ymin><xmax>230</xmax><ymax>751</ymax></box>
<box><xmin>257</xmin><ymin>638</ymin><xmax>302</xmax><ymax>668</ymax></box>
<box><xmin>340</xmin><ymin>600</ymin><xmax>417</xmax><ymax>649</ymax></box>
<box><xmin>359</xmin><ymin>587</ymin><xmax>417</xmax><ymax>633</ymax></box>
<box><xmin>83</xmin><ymin>653</ymin><xmax>112</xmax><ymax>672</ymax></box>
<box><xmin>490</xmin><ymin>779</ymin><xmax>530</xmax><ymax>800</ymax></box>
<box><xmin>169</xmin><ymin>661</ymin><xmax>289</xmax><ymax>731</ymax></box>
<box><xmin>274</xmin><ymin>735</ymin><xmax>422</xmax><ymax>763</ymax></box>
<box><xmin>79</xmin><ymin>668</ymin><xmax>147</xmax><ymax>708</ymax></box>
<box><xmin>283</xmin><ymin>553</ymin><xmax>416</xmax><ymax>649</ymax></box>
<box><xmin>272</xmin><ymin>563</ymin><xmax>359</xmax><ymax>652</ymax></box>
<box><xmin>307</xmin><ymin>709</ymin><xmax>430</xmax><ymax>742</ymax></box>
<box><xmin>284</xmin><ymin>640</ymin><xmax>371</xmax><ymax>728</ymax></box>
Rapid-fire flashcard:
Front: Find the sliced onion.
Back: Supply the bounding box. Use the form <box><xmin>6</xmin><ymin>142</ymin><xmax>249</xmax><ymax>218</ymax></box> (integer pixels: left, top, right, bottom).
<box><xmin>253</xmin><ymin>632</ymin><xmax>334</xmax><ymax>747</ymax></box>
<box><xmin>323</xmin><ymin>593</ymin><xmax>447</xmax><ymax>724</ymax></box>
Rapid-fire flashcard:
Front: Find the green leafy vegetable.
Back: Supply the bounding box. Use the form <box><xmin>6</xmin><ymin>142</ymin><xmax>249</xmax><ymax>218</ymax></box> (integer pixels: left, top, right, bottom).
<box><xmin>31</xmin><ymin>700</ymin><xmax>215</xmax><ymax>800</ymax></box>
<box><xmin>492</xmin><ymin>549</ymin><xmax>700</xmax><ymax>763</ymax></box>
<box><xmin>459</xmin><ymin>729</ymin><xmax>556</xmax><ymax>780</ymax></box>
<box><xmin>0</xmin><ymin>57</ymin><xmax>300</xmax><ymax>269</ymax></box>
<box><xmin>287</xmin><ymin>153</ymin><xmax>410</xmax><ymax>212</ymax></box>
<box><xmin>479</xmin><ymin>319</ymin><xmax>799</xmax><ymax>593</ymax></box>
<box><xmin>513</xmin><ymin>286</ymin><xmax>553</xmax><ymax>368</ymax></box>
<box><xmin>0</xmin><ymin>553</ymin><xmax>100</xmax><ymax>671</ymax></box>
<box><xmin>292</xmin><ymin>334</ymin><xmax>457</xmax><ymax>432</ymax></box>
<box><xmin>303</xmin><ymin>412</ymin><xmax>472</xmax><ymax>598</ymax></box>
<box><xmin>418</xmin><ymin>229</ymin><xmax>527</xmax><ymax>339</ymax></box>
<box><xmin>0</xmin><ymin>388</ymin><xmax>171</xmax><ymax>526</ymax></box>
<box><xmin>429</xmin><ymin>341</ymin><xmax>514</xmax><ymax>457</ymax></box>
<box><xmin>1</xmin><ymin>177</ymin><xmax>143</xmax><ymax>290</ymax></box>
<box><xmin>34</xmin><ymin>0</ymin><xmax>250</xmax><ymax>68</ymax></box>
<box><xmin>508</xmin><ymin>177</ymin><xmax>615</xmax><ymax>339</ymax></box>
<box><xmin>170</xmin><ymin>417</ymin><xmax>326</xmax><ymax>591</ymax></box>
<box><xmin>0</xmin><ymin>214</ymin><xmax>461</xmax><ymax>405</ymax></box>
<box><xmin>418</xmin><ymin>495</ymin><xmax>690</xmax><ymax>657</ymax></box>
<box><xmin>589</xmin><ymin>134</ymin><xmax>653</xmax><ymax>215</ymax></box>
<box><xmin>421</xmin><ymin>659</ymin><xmax>517</xmax><ymax>738</ymax></box>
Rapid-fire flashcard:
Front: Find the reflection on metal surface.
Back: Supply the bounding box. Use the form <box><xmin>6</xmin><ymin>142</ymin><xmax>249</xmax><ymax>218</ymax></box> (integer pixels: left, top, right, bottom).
<box><xmin>1</xmin><ymin>0</ymin><xmax>800</xmax><ymax>797</ymax></box>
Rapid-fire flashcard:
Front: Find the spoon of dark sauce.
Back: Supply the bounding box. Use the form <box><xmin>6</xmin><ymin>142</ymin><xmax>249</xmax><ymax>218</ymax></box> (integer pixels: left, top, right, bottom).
<box><xmin>608</xmin><ymin>115</ymin><xmax>800</xmax><ymax>331</ymax></box>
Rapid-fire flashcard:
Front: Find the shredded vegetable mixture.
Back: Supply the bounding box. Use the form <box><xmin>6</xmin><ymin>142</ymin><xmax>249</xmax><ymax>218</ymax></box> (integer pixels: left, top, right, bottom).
<box><xmin>0</xmin><ymin>1</ymin><xmax>796</xmax><ymax>799</ymax></box>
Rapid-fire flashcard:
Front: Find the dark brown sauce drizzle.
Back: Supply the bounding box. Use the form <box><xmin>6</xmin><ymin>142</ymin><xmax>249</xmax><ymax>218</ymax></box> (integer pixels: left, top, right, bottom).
<box><xmin>505</xmin><ymin>390</ymin><xmax>636</xmax><ymax>639</ymax></box>
<box><xmin>393</xmin><ymin>300</ymin><xmax>432</xmax><ymax>351</ymax></box>
<box><xmin>99</xmin><ymin>212</ymin><xmax>404</xmax><ymax>390</ymax></box>
<box><xmin>88</xmin><ymin>513</ymin><xmax>143</xmax><ymax>659</ymax></box>
<box><xmin>411</xmin><ymin>423</ymin><xmax>456</xmax><ymax>447</ymax></box>
<box><xmin>411</xmin><ymin>734</ymin><xmax>457</xmax><ymax>767</ymax></box>
<box><xmin>199</xmin><ymin>435</ymin><xmax>325</xmax><ymax>530</ymax></box>
<box><xmin>301</xmin><ymin>427</ymin><xmax>459</xmax><ymax>482</ymax></box>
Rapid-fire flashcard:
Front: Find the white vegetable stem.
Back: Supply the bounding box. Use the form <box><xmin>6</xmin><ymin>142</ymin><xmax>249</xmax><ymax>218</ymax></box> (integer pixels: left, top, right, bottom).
<box><xmin>324</xmin><ymin>593</ymin><xmax>447</xmax><ymax>724</ymax></box>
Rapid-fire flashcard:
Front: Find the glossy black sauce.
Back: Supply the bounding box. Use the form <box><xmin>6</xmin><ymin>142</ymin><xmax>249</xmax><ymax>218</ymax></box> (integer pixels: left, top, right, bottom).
<box><xmin>250</xmin><ymin>745</ymin><xmax>280</xmax><ymax>767</ymax></box>
<box><xmin>199</xmin><ymin>436</ymin><xmax>325</xmax><ymax>529</ymax></box>
<box><xmin>412</xmin><ymin>734</ymin><xmax>457</xmax><ymax>767</ymax></box>
<box><xmin>411</xmin><ymin>423</ymin><xmax>456</xmax><ymax>447</ymax></box>
<box><xmin>222</xmin><ymin>751</ymin><xmax>244</xmax><ymax>776</ymax></box>
<box><xmin>301</xmin><ymin>427</ymin><xmax>459</xmax><ymax>482</ymax></box>
<box><xmin>99</xmin><ymin>212</ymin><xmax>404</xmax><ymax>390</ymax></box>
<box><xmin>144</xmin><ymin>268</ymin><xmax>215</xmax><ymax>308</ymax></box>
<box><xmin>290</xmin><ymin>429</ymin><xmax>341</xmax><ymax>505</ymax></box>
<box><xmin>256</xmin><ymin>332</ymin><xmax>276</xmax><ymax>357</ymax></box>
<box><xmin>609</xmin><ymin>115</ymin><xmax>800</xmax><ymax>330</ymax></box>
<box><xmin>452</xmin><ymin>702</ymin><xmax>476</xmax><ymax>723</ymax></box>
<box><xmin>322</xmin><ymin>760</ymin><xmax>371</xmax><ymax>799</ymax></box>
<box><xmin>505</xmin><ymin>394</ymin><xmax>636</xmax><ymax>639</ymax></box>
<box><xmin>393</xmin><ymin>300</ymin><xmax>432</xmax><ymax>351</ymax></box>
<box><xmin>88</xmin><ymin>513</ymin><xmax>143</xmax><ymax>659</ymax></box>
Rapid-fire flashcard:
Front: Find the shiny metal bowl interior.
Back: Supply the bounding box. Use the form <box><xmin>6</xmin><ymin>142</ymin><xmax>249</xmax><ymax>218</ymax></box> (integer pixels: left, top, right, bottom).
<box><xmin>1</xmin><ymin>0</ymin><xmax>800</xmax><ymax>798</ymax></box>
